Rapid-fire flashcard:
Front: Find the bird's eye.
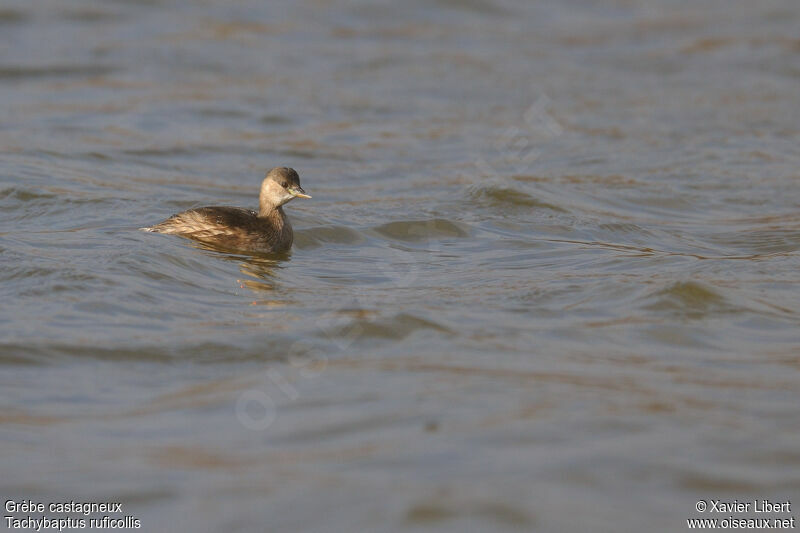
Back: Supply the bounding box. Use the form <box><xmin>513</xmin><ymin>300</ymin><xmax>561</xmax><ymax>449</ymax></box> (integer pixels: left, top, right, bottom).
<box><xmin>281</xmin><ymin>182</ymin><xmax>288</xmax><ymax>188</ymax></box>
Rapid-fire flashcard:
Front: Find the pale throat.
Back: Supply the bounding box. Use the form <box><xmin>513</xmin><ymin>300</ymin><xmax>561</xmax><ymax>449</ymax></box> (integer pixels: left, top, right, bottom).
<box><xmin>258</xmin><ymin>189</ymin><xmax>277</xmax><ymax>216</ymax></box>
<box><xmin>259</xmin><ymin>185</ymin><xmax>293</xmax><ymax>216</ymax></box>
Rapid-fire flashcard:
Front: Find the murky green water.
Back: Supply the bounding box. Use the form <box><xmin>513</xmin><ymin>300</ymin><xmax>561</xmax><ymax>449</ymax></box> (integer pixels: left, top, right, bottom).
<box><xmin>1</xmin><ymin>0</ymin><xmax>799</xmax><ymax>531</ymax></box>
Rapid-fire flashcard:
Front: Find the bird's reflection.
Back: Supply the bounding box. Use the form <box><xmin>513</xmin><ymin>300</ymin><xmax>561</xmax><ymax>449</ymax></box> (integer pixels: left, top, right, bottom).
<box><xmin>187</xmin><ymin>239</ymin><xmax>291</xmax><ymax>292</ymax></box>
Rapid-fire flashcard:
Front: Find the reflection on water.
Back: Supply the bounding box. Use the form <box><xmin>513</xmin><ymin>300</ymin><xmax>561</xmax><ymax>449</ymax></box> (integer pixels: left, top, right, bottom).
<box><xmin>1</xmin><ymin>0</ymin><xmax>800</xmax><ymax>531</ymax></box>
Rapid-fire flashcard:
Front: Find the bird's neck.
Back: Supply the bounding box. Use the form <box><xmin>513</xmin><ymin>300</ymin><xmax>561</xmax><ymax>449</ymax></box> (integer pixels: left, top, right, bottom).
<box><xmin>258</xmin><ymin>204</ymin><xmax>285</xmax><ymax>220</ymax></box>
<box><xmin>257</xmin><ymin>205</ymin><xmax>292</xmax><ymax>250</ymax></box>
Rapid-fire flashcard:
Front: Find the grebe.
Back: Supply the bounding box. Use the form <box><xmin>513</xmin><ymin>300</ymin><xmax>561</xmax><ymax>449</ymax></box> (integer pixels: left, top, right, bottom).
<box><xmin>141</xmin><ymin>167</ymin><xmax>310</xmax><ymax>253</ymax></box>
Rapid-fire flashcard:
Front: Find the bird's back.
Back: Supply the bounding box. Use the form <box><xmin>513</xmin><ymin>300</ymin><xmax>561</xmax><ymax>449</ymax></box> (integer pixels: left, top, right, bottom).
<box><xmin>142</xmin><ymin>206</ymin><xmax>292</xmax><ymax>252</ymax></box>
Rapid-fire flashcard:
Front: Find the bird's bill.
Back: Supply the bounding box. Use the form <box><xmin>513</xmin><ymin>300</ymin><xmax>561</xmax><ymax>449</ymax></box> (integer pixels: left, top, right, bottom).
<box><xmin>288</xmin><ymin>186</ymin><xmax>311</xmax><ymax>199</ymax></box>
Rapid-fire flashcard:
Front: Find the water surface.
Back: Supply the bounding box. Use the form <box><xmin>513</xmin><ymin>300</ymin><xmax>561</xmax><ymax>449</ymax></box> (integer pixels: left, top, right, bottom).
<box><xmin>1</xmin><ymin>0</ymin><xmax>799</xmax><ymax>531</ymax></box>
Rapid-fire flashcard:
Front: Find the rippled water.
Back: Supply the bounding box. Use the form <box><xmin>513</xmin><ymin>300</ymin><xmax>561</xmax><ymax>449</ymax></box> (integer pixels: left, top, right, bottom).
<box><xmin>2</xmin><ymin>0</ymin><xmax>799</xmax><ymax>531</ymax></box>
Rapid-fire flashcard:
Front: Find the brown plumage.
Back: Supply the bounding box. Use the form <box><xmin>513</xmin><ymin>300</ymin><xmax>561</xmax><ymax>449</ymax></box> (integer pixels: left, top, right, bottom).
<box><xmin>141</xmin><ymin>167</ymin><xmax>311</xmax><ymax>253</ymax></box>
